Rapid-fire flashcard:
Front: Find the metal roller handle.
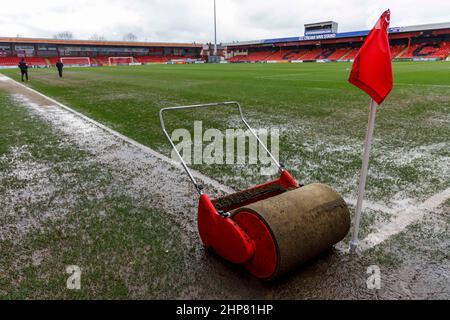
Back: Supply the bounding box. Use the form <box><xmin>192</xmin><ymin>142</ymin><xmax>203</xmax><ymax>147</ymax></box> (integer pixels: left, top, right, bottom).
<box><xmin>159</xmin><ymin>101</ymin><xmax>283</xmax><ymax>195</ymax></box>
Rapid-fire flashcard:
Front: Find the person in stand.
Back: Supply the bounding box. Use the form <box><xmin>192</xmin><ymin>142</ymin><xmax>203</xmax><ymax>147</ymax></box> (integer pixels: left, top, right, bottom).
<box><xmin>18</xmin><ymin>58</ymin><xmax>29</xmax><ymax>82</ymax></box>
<box><xmin>56</xmin><ymin>59</ymin><xmax>64</xmax><ymax>78</ymax></box>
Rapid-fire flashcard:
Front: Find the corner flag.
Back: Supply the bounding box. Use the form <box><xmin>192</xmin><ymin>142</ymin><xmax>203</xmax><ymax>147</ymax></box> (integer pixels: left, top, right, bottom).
<box><xmin>349</xmin><ymin>10</ymin><xmax>393</xmax><ymax>104</ymax></box>
<box><xmin>349</xmin><ymin>10</ymin><xmax>393</xmax><ymax>251</ymax></box>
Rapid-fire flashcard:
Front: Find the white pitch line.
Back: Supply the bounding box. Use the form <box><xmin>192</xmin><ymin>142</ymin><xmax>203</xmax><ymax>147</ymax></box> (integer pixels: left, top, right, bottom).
<box><xmin>344</xmin><ymin>198</ymin><xmax>397</xmax><ymax>215</ymax></box>
<box><xmin>360</xmin><ymin>188</ymin><xmax>450</xmax><ymax>250</ymax></box>
<box><xmin>396</xmin><ymin>83</ymin><xmax>450</xmax><ymax>88</ymax></box>
<box><xmin>254</xmin><ymin>74</ymin><xmax>450</xmax><ymax>88</ymax></box>
<box><xmin>0</xmin><ymin>74</ymin><xmax>11</xmax><ymax>82</ymax></box>
<box><xmin>2</xmin><ymin>75</ymin><xmax>234</xmax><ymax>194</ymax></box>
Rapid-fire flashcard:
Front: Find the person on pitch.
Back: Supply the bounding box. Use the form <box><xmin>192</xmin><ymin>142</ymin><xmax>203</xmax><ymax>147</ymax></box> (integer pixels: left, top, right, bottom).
<box><xmin>18</xmin><ymin>58</ymin><xmax>29</xmax><ymax>82</ymax></box>
<box><xmin>56</xmin><ymin>59</ymin><xmax>64</xmax><ymax>78</ymax></box>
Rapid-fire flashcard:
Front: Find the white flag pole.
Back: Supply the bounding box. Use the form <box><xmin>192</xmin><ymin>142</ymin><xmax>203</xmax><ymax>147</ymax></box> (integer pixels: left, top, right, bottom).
<box><xmin>350</xmin><ymin>99</ymin><xmax>378</xmax><ymax>252</ymax></box>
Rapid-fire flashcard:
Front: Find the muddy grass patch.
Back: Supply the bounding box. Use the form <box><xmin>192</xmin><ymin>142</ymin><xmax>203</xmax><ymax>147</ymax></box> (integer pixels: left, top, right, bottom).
<box><xmin>0</xmin><ymin>91</ymin><xmax>191</xmax><ymax>298</ymax></box>
<box><xmin>0</xmin><ymin>196</ymin><xmax>190</xmax><ymax>299</ymax></box>
<box><xmin>364</xmin><ymin>206</ymin><xmax>450</xmax><ymax>299</ymax></box>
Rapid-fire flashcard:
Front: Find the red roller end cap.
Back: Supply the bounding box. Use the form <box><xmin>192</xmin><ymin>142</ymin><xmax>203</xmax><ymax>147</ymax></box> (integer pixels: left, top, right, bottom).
<box><xmin>232</xmin><ymin>211</ymin><xmax>278</xmax><ymax>279</ymax></box>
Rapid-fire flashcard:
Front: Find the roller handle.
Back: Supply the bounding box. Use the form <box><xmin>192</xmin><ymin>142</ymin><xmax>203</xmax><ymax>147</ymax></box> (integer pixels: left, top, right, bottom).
<box><xmin>160</xmin><ymin>101</ymin><xmax>283</xmax><ymax>195</ymax></box>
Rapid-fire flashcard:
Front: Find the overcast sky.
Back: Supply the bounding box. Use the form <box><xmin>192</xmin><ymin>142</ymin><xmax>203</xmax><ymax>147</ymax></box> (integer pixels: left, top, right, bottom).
<box><xmin>1</xmin><ymin>0</ymin><xmax>449</xmax><ymax>43</ymax></box>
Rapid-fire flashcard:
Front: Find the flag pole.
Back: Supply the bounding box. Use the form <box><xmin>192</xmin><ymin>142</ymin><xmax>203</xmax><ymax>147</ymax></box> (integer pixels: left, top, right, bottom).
<box><xmin>350</xmin><ymin>99</ymin><xmax>378</xmax><ymax>252</ymax></box>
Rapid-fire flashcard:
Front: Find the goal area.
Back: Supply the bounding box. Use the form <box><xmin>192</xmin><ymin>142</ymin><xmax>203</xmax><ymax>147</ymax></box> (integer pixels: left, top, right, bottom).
<box><xmin>60</xmin><ymin>57</ymin><xmax>91</xmax><ymax>67</ymax></box>
<box><xmin>108</xmin><ymin>57</ymin><xmax>135</xmax><ymax>66</ymax></box>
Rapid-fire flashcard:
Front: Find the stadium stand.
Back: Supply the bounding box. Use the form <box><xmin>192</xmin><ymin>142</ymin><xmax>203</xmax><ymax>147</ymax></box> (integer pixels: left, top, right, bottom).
<box><xmin>0</xmin><ymin>37</ymin><xmax>203</xmax><ymax>68</ymax></box>
<box><xmin>0</xmin><ymin>22</ymin><xmax>448</xmax><ymax>67</ymax></box>
<box><xmin>227</xmin><ymin>41</ymin><xmax>449</xmax><ymax>63</ymax></box>
<box><xmin>95</xmin><ymin>56</ymin><xmax>110</xmax><ymax>66</ymax></box>
<box><xmin>166</xmin><ymin>54</ymin><xmax>198</xmax><ymax>61</ymax></box>
<box><xmin>227</xmin><ymin>55</ymin><xmax>244</xmax><ymax>62</ymax></box>
<box><xmin>399</xmin><ymin>43</ymin><xmax>422</xmax><ymax>58</ymax></box>
<box><xmin>48</xmin><ymin>57</ymin><xmax>90</xmax><ymax>66</ymax></box>
<box><xmin>224</xmin><ymin>21</ymin><xmax>449</xmax><ymax>63</ymax></box>
<box><xmin>284</xmin><ymin>49</ymin><xmax>308</xmax><ymax>61</ymax></box>
<box><xmin>0</xmin><ymin>56</ymin><xmax>20</xmax><ymax>66</ymax></box>
<box><xmin>324</xmin><ymin>48</ymin><xmax>351</xmax><ymax>61</ymax></box>
<box><xmin>339</xmin><ymin>48</ymin><xmax>360</xmax><ymax>61</ymax></box>
<box><xmin>48</xmin><ymin>57</ymin><xmax>59</xmax><ymax>65</ymax></box>
<box><xmin>135</xmin><ymin>55</ymin><xmax>168</xmax><ymax>63</ymax></box>
<box><xmin>23</xmin><ymin>57</ymin><xmax>48</xmax><ymax>66</ymax></box>
<box><xmin>296</xmin><ymin>48</ymin><xmax>323</xmax><ymax>61</ymax></box>
<box><xmin>90</xmin><ymin>57</ymin><xmax>100</xmax><ymax>65</ymax></box>
<box><xmin>238</xmin><ymin>50</ymin><xmax>274</xmax><ymax>62</ymax></box>
<box><xmin>228</xmin><ymin>49</ymin><xmax>309</xmax><ymax>62</ymax></box>
<box><xmin>390</xmin><ymin>44</ymin><xmax>407</xmax><ymax>58</ymax></box>
<box><xmin>399</xmin><ymin>42</ymin><xmax>450</xmax><ymax>59</ymax></box>
<box><xmin>265</xmin><ymin>49</ymin><xmax>290</xmax><ymax>61</ymax></box>
<box><xmin>430</xmin><ymin>42</ymin><xmax>450</xmax><ymax>59</ymax></box>
<box><xmin>108</xmin><ymin>57</ymin><xmax>134</xmax><ymax>65</ymax></box>
<box><xmin>224</xmin><ymin>41</ymin><xmax>448</xmax><ymax>63</ymax></box>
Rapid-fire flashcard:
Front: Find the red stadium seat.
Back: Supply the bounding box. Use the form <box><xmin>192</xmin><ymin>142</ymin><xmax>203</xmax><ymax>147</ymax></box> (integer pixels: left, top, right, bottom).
<box><xmin>226</xmin><ymin>44</ymin><xmax>437</xmax><ymax>63</ymax></box>
<box><xmin>228</xmin><ymin>55</ymin><xmax>244</xmax><ymax>62</ymax></box>
<box><xmin>48</xmin><ymin>57</ymin><xmax>59</xmax><ymax>65</ymax></box>
<box><xmin>265</xmin><ymin>49</ymin><xmax>291</xmax><ymax>61</ymax></box>
<box><xmin>429</xmin><ymin>42</ymin><xmax>450</xmax><ymax>59</ymax></box>
<box><xmin>299</xmin><ymin>48</ymin><xmax>323</xmax><ymax>61</ymax></box>
<box><xmin>322</xmin><ymin>48</ymin><xmax>351</xmax><ymax>61</ymax></box>
<box><xmin>135</xmin><ymin>56</ymin><xmax>168</xmax><ymax>63</ymax></box>
<box><xmin>339</xmin><ymin>48</ymin><xmax>359</xmax><ymax>61</ymax></box>
<box><xmin>23</xmin><ymin>57</ymin><xmax>48</xmax><ymax>66</ymax></box>
<box><xmin>237</xmin><ymin>51</ymin><xmax>274</xmax><ymax>62</ymax></box>
<box><xmin>397</xmin><ymin>43</ymin><xmax>448</xmax><ymax>59</ymax></box>
<box><xmin>95</xmin><ymin>56</ymin><xmax>110</xmax><ymax>66</ymax></box>
<box><xmin>284</xmin><ymin>50</ymin><xmax>308</xmax><ymax>61</ymax></box>
<box><xmin>0</xmin><ymin>56</ymin><xmax>20</xmax><ymax>66</ymax></box>
<box><xmin>390</xmin><ymin>44</ymin><xmax>407</xmax><ymax>58</ymax></box>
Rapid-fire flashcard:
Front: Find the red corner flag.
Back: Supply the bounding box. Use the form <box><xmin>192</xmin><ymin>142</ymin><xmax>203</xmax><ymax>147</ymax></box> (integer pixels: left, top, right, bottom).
<box><xmin>349</xmin><ymin>10</ymin><xmax>393</xmax><ymax>105</ymax></box>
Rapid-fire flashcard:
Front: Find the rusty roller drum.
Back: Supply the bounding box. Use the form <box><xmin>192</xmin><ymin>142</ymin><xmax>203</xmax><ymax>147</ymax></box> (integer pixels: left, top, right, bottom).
<box><xmin>231</xmin><ymin>183</ymin><xmax>350</xmax><ymax>280</ymax></box>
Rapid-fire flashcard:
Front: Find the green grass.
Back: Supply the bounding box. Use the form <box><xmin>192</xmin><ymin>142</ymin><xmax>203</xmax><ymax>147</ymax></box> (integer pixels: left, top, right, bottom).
<box><xmin>0</xmin><ymin>92</ymin><xmax>190</xmax><ymax>299</ymax></box>
<box><xmin>1</xmin><ymin>61</ymin><xmax>449</xmax><ymax>237</ymax></box>
<box><xmin>2</xmin><ymin>62</ymin><xmax>448</xmax><ymax>148</ymax></box>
